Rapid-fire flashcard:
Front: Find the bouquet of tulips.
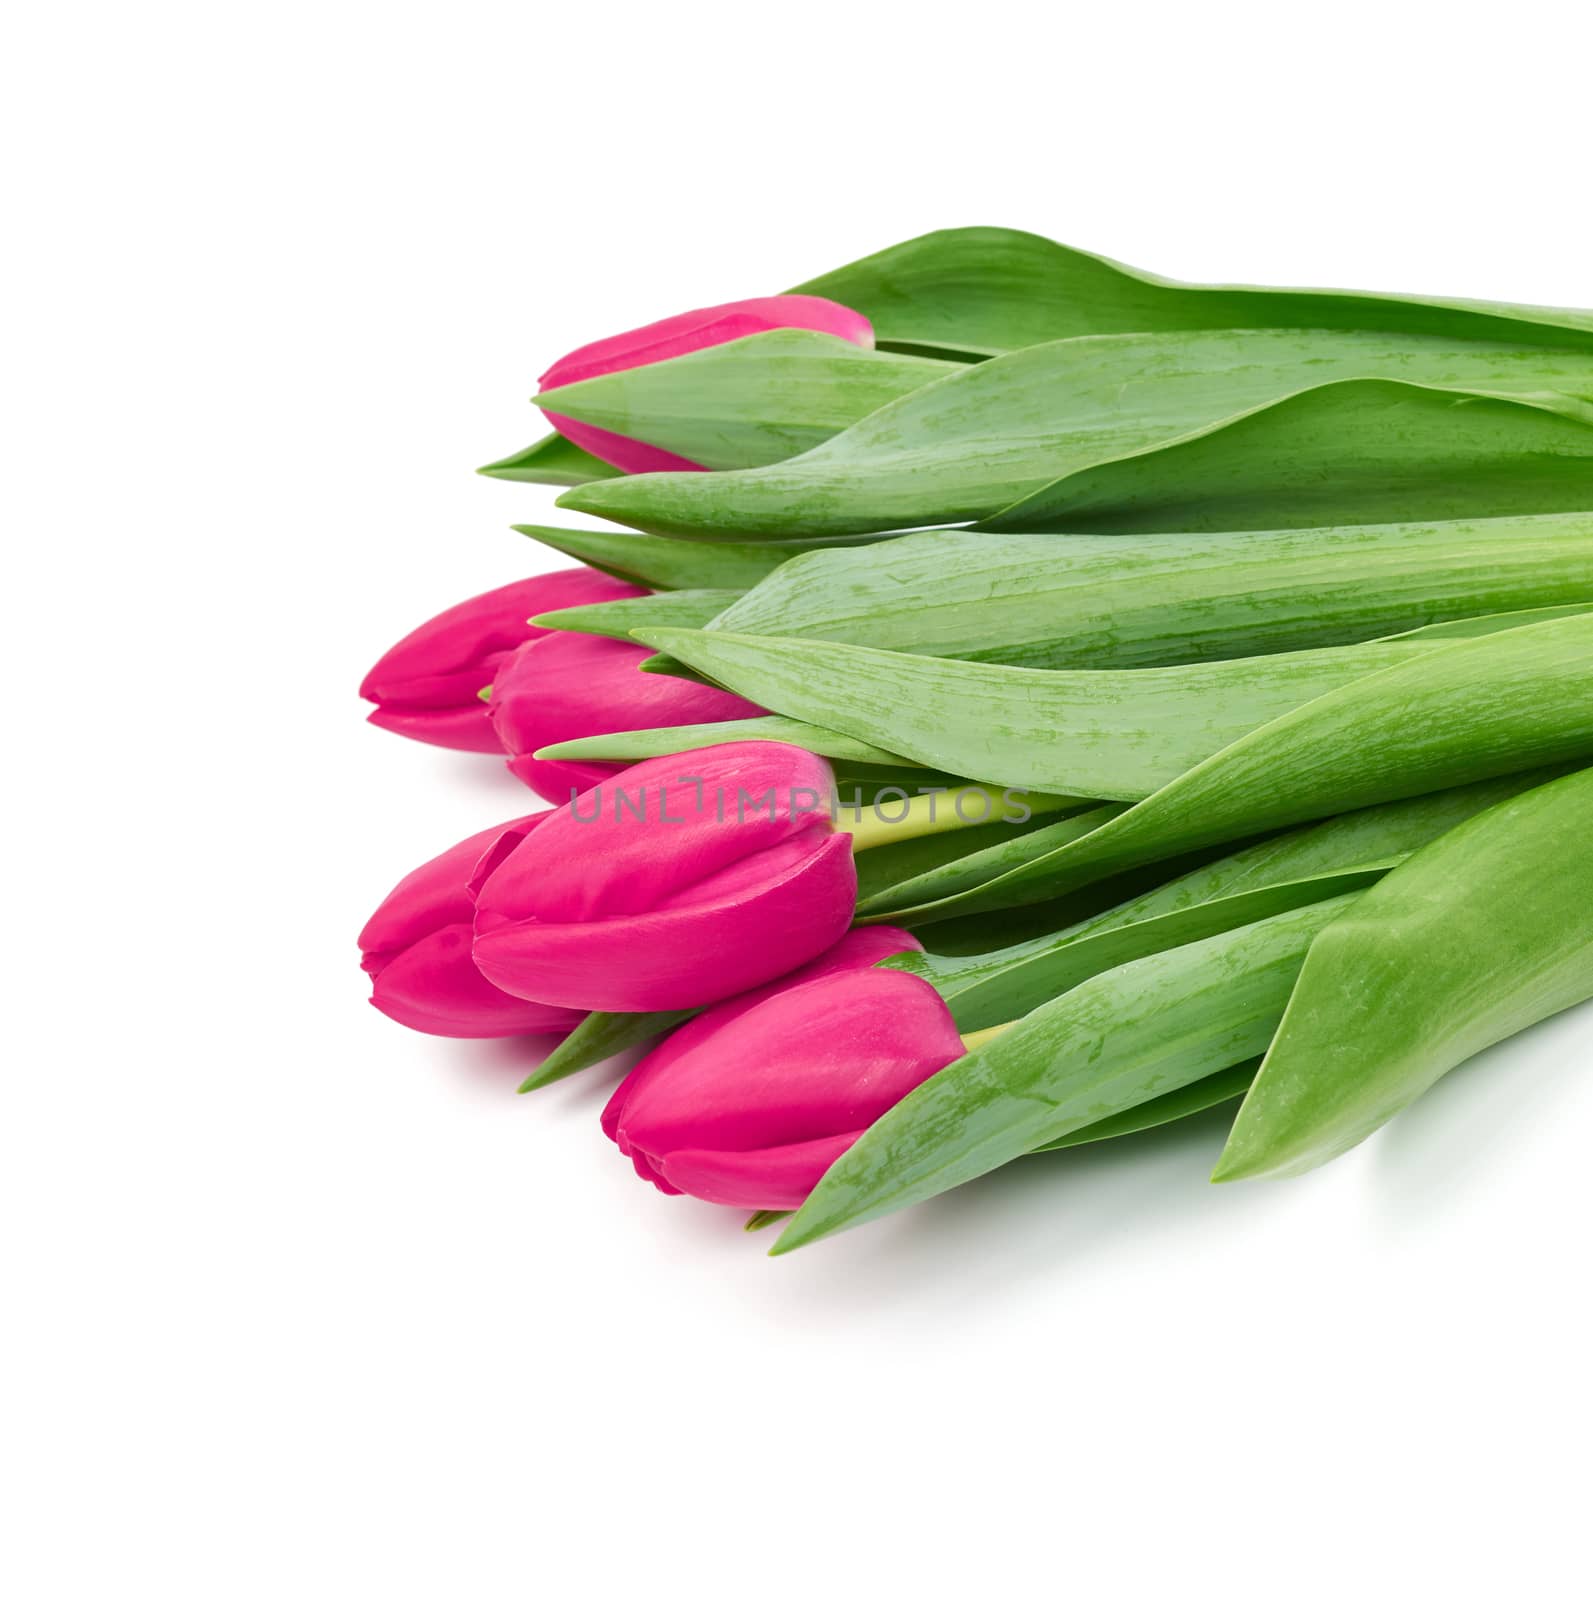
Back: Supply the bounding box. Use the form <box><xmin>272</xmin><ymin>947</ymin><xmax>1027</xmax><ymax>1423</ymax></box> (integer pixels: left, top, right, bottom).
<box><xmin>359</xmin><ymin>227</ymin><xmax>1593</xmax><ymax>1250</ymax></box>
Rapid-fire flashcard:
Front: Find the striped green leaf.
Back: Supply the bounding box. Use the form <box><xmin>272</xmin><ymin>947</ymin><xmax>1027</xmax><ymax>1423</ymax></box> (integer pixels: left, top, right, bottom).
<box><xmin>850</xmin><ymin>612</ymin><xmax>1593</xmax><ymax>924</ymax></box>
<box><xmin>560</xmin><ymin>330</ymin><xmax>1593</xmax><ymax>539</ymax></box>
<box><xmin>985</xmin><ymin>379</ymin><xmax>1593</xmax><ymax>534</ymax></box>
<box><xmin>892</xmin><ymin>767</ymin><xmax>1567</xmax><ymax>1026</ymax></box>
<box><xmin>518</xmin><ymin>1007</ymin><xmax>696</xmax><ymax>1092</ymax></box>
<box><xmin>1214</xmin><ymin>766</ymin><xmax>1593</xmax><ymax>1179</ymax></box>
<box><xmin>544</xmin><ymin>513</ymin><xmax>1593</xmax><ymax>671</ymax></box>
<box><xmin>533</xmin><ymin>330</ymin><xmax>954</xmax><ymax>469</ymax></box>
<box><xmin>856</xmin><ymin>806</ymin><xmax>1128</xmax><ymax>921</ymax></box>
<box><xmin>511</xmin><ymin>523</ymin><xmax>794</xmax><ymax>591</ymax></box>
<box><xmin>533</xmin><ymin>589</ymin><xmax>740</xmax><ymax>637</ymax></box>
<box><xmin>538</xmin><ymin>713</ymin><xmax>914</xmax><ymax>770</ymax></box>
<box><xmin>1031</xmin><ymin>1064</ymin><xmax>1258</xmax><ymax>1153</ymax></box>
<box><xmin>479</xmin><ymin>432</ymin><xmax>620</xmax><ymax>487</ymax></box>
<box><xmin>770</xmin><ymin>896</ymin><xmax>1361</xmax><ymax>1254</ymax></box>
<box><xmin>790</xmin><ymin>227</ymin><xmax>1593</xmax><ymax>359</ymax></box>
<box><xmin>629</xmin><ymin>620</ymin><xmax>1548</xmax><ymax>801</ymax></box>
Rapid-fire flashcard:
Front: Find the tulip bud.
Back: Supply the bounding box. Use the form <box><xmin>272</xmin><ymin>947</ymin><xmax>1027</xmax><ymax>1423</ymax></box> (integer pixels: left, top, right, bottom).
<box><xmin>538</xmin><ymin>295</ymin><xmax>875</xmax><ymax>474</ymax></box>
<box><xmin>360</xmin><ymin>815</ymin><xmax>585</xmax><ymax>1039</ymax></box>
<box><xmin>471</xmin><ymin>743</ymin><xmax>858</xmax><ymax>1012</ymax></box>
<box><xmin>602</xmin><ymin>928</ymin><xmax>963</xmax><ymax>1210</ymax></box>
<box><xmin>360</xmin><ymin>569</ymin><xmax>644</xmax><ymax>751</ymax></box>
<box><xmin>487</xmin><ymin>630</ymin><xmax>764</xmax><ymax>804</ymax></box>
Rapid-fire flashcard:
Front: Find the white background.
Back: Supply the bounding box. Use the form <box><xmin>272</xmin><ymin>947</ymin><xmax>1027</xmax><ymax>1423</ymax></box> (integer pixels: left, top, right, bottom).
<box><xmin>7</xmin><ymin>5</ymin><xmax>1591</xmax><ymax>1596</ymax></box>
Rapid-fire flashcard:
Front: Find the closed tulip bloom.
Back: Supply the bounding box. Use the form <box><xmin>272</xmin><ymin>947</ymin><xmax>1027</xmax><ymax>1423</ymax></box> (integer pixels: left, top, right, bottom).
<box><xmin>488</xmin><ymin>630</ymin><xmax>764</xmax><ymax>803</ymax></box>
<box><xmin>471</xmin><ymin>743</ymin><xmax>857</xmax><ymax>1012</ymax></box>
<box><xmin>360</xmin><ymin>814</ymin><xmax>584</xmax><ymax>1039</ymax></box>
<box><xmin>601</xmin><ymin>926</ymin><xmax>925</xmax><ymax>1194</ymax></box>
<box><xmin>537</xmin><ymin>295</ymin><xmax>875</xmax><ymax>474</ymax></box>
<box><xmin>361</xmin><ymin>568</ymin><xmax>644</xmax><ymax>751</ymax></box>
<box><xmin>602</xmin><ymin>929</ymin><xmax>964</xmax><ymax>1210</ymax></box>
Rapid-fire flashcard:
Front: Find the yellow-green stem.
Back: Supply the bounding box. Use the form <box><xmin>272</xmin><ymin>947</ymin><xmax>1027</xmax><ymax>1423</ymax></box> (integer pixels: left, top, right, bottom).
<box><xmin>958</xmin><ymin>1022</ymin><xmax>1013</xmax><ymax>1053</ymax></box>
<box><xmin>836</xmin><ymin>783</ymin><xmax>1067</xmax><ymax>853</ymax></box>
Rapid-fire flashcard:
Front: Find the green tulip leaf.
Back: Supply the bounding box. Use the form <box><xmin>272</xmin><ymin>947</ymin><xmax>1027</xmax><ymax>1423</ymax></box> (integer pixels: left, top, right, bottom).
<box><xmin>631</xmin><ymin>623</ymin><xmax>1521</xmax><ymax>802</ymax></box>
<box><xmin>1031</xmin><ymin>1063</ymin><xmax>1258</xmax><ymax>1152</ymax></box>
<box><xmin>533</xmin><ymin>329</ymin><xmax>955</xmax><ymax>470</ymax></box>
<box><xmin>851</xmin><ymin>806</ymin><xmax>1095</xmax><ymax>906</ymax></box>
<box><xmin>517</xmin><ymin>1008</ymin><xmax>696</xmax><ymax>1092</ymax></box>
<box><xmin>1214</xmin><ymin>765</ymin><xmax>1593</xmax><ymax>1180</ymax></box>
<box><xmin>532</xmin><ymin>589</ymin><xmax>743</xmax><ymax>638</ymax></box>
<box><xmin>536</xmin><ymin>714</ymin><xmax>915</xmax><ymax>770</ymax></box>
<box><xmin>862</xmin><ymin>612</ymin><xmax>1593</xmax><ymax>925</ymax></box>
<box><xmin>771</xmin><ymin>896</ymin><xmax>1361</xmax><ymax>1253</ymax></box>
<box><xmin>707</xmin><ymin>514</ymin><xmax>1593</xmax><ymax>670</ymax></box>
<box><xmin>560</xmin><ymin>329</ymin><xmax>1593</xmax><ymax>540</ymax></box>
<box><xmin>894</xmin><ymin>765</ymin><xmax>1566</xmax><ymax>1025</ymax></box>
<box><xmin>856</xmin><ymin>805</ymin><xmax>1123</xmax><ymax>920</ymax></box>
<box><xmin>984</xmin><ymin>379</ymin><xmax>1593</xmax><ymax>534</ymax></box>
<box><xmin>790</xmin><ymin>226</ymin><xmax>1593</xmax><ymax>359</ymax></box>
<box><xmin>512</xmin><ymin>523</ymin><xmax>793</xmax><ymax>592</ymax></box>
<box><xmin>479</xmin><ymin>432</ymin><xmax>621</xmax><ymax>486</ymax></box>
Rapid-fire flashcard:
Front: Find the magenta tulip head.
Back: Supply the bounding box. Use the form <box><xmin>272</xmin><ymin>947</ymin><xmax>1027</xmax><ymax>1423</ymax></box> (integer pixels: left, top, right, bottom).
<box><xmin>471</xmin><ymin>743</ymin><xmax>857</xmax><ymax>1012</ymax></box>
<box><xmin>360</xmin><ymin>568</ymin><xmax>644</xmax><ymax>751</ymax></box>
<box><xmin>537</xmin><ymin>294</ymin><xmax>875</xmax><ymax>475</ymax></box>
<box><xmin>602</xmin><ymin>927</ymin><xmax>964</xmax><ymax>1210</ymax></box>
<box><xmin>488</xmin><ymin>631</ymin><xmax>764</xmax><ymax>803</ymax></box>
<box><xmin>359</xmin><ymin>814</ymin><xmax>584</xmax><ymax>1039</ymax></box>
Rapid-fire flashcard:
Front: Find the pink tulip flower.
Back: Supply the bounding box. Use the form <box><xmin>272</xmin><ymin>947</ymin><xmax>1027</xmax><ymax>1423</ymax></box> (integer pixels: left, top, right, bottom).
<box><xmin>602</xmin><ymin>927</ymin><xmax>964</xmax><ymax>1210</ymax></box>
<box><xmin>361</xmin><ymin>568</ymin><xmax>644</xmax><ymax>751</ymax></box>
<box><xmin>360</xmin><ymin>814</ymin><xmax>585</xmax><ymax>1039</ymax></box>
<box><xmin>488</xmin><ymin>630</ymin><xmax>764</xmax><ymax>804</ymax></box>
<box><xmin>471</xmin><ymin>743</ymin><xmax>857</xmax><ymax>1012</ymax></box>
<box><xmin>537</xmin><ymin>295</ymin><xmax>875</xmax><ymax>474</ymax></box>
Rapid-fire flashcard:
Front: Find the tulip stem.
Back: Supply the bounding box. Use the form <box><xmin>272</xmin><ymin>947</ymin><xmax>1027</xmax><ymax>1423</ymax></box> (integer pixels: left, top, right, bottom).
<box><xmin>958</xmin><ymin>1023</ymin><xmax>1013</xmax><ymax>1053</ymax></box>
<box><xmin>836</xmin><ymin>783</ymin><xmax>1065</xmax><ymax>853</ymax></box>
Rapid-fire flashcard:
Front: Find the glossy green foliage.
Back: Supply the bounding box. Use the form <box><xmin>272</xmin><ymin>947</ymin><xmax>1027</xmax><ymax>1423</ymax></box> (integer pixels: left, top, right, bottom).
<box><xmin>628</xmin><ymin>618</ymin><xmax>1555</xmax><ymax>801</ymax></box>
<box><xmin>850</xmin><ymin>613</ymin><xmax>1593</xmax><ymax>923</ymax></box>
<box><xmin>985</xmin><ymin>380</ymin><xmax>1593</xmax><ymax>534</ymax></box>
<box><xmin>560</xmin><ymin>329</ymin><xmax>1593</xmax><ymax>539</ymax></box>
<box><xmin>512</xmin><ymin>523</ymin><xmax>795</xmax><ymax>591</ymax></box>
<box><xmin>1215</xmin><ymin>766</ymin><xmax>1593</xmax><ymax>1179</ymax></box>
<box><xmin>702</xmin><ymin>515</ymin><xmax>1593</xmax><ymax>670</ymax></box>
<box><xmin>517</xmin><ymin>1008</ymin><xmax>696</xmax><ymax>1092</ymax></box>
<box><xmin>533</xmin><ymin>330</ymin><xmax>953</xmax><ymax>469</ymax></box>
<box><xmin>789</xmin><ymin>226</ymin><xmax>1593</xmax><ymax>359</ymax></box>
<box><xmin>891</xmin><ymin>768</ymin><xmax>1566</xmax><ymax>1026</ymax></box>
<box><xmin>771</xmin><ymin>897</ymin><xmax>1360</xmax><ymax>1253</ymax></box>
<box><xmin>533</xmin><ymin>589</ymin><xmax>741</xmax><ymax>637</ymax></box>
<box><xmin>480</xmin><ymin>432</ymin><xmax>620</xmax><ymax>486</ymax></box>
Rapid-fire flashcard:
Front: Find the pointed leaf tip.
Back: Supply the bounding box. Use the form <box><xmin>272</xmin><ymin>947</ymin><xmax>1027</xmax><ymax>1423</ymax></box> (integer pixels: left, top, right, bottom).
<box><xmin>625</xmin><ymin>625</ymin><xmax>691</xmax><ymax>654</ymax></box>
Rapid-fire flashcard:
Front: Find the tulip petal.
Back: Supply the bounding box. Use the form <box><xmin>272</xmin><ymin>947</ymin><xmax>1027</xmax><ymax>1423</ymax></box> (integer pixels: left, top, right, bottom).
<box><xmin>507</xmin><ymin>753</ymin><xmax>624</xmax><ymax>807</ymax></box>
<box><xmin>365</xmin><ymin>703</ymin><xmax>509</xmax><ymax>755</ymax></box>
<box><xmin>473</xmin><ymin>830</ymin><xmax>857</xmax><ymax>1012</ymax></box>
<box><xmin>473</xmin><ymin>743</ymin><xmax>839</xmax><ymax>926</ymax></box>
<box><xmin>369</xmin><ymin>925</ymin><xmax>582</xmax><ymax>1039</ymax></box>
<box><xmin>617</xmin><ymin>967</ymin><xmax>962</xmax><ymax>1154</ymax></box>
<box><xmin>537</xmin><ymin>296</ymin><xmax>873</xmax><ymax>475</ymax></box>
<box><xmin>538</xmin><ymin>296</ymin><xmax>874</xmax><ymax>391</ymax></box>
<box><xmin>601</xmin><ymin>924</ymin><xmax>923</xmax><ymax>1143</ymax></box>
<box><xmin>539</xmin><ymin>414</ymin><xmax>707</xmax><ymax>476</ymax></box>
<box><xmin>360</xmin><ymin>814</ymin><xmax>544</xmax><ymax>966</ymax></box>
<box><xmin>488</xmin><ymin>632</ymin><xmax>761</xmax><ymax>800</ymax></box>
<box><xmin>360</xmin><ymin>569</ymin><xmax>646</xmax><ymax>750</ymax></box>
<box><xmin>659</xmin><ymin>1134</ymin><xmax>863</xmax><ymax>1211</ymax></box>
